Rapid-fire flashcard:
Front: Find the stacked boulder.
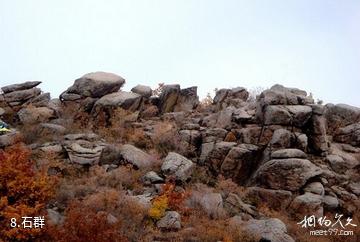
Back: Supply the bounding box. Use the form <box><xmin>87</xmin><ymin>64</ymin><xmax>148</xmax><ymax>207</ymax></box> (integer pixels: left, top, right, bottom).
<box><xmin>0</xmin><ymin>81</ymin><xmax>57</xmax><ymax>125</ymax></box>
<box><xmin>1</xmin><ymin>81</ymin><xmax>48</xmax><ymax>109</ymax></box>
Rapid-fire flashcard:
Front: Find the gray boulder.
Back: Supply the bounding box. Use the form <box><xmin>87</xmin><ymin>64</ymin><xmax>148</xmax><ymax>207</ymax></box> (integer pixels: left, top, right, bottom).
<box><xmin>93</xmin><ymin>91</ymin><xmax>142</xmax><ymax>112</ymax></box>
<box><xmin>230</xmin><ymin>217</ymin><xmax>295</xmax><ymax>242</ymax></box>
<box><xmin>213</xmin><ymin>87</ymin><xmax>249</xmax><ymax>109</ymax></box>
<box><xmin>174</xmin><ymin>86</ymin><xmax>199</xmax><ymax>112</ymax></box>
<box><xmin>119</xmin><ymin>144</ymin><xmax>154</xmax><ymax>168</ymax></box>
<box><xmin>200</xmin><ymin>193</ymin><xmax>224</xmax><ymax>219</ymax></box>
<box><xmin>156</xmin><ymin>211</ymin><xmax>181</xmax><ymax>230</ymax></box>
<box><xmin>60</xmin><ymin>72</ymin><xmax>125</xmax><ymax>99</ymax></box>
<box><xmin>131</xmin><ymin>84</ymin><xmax>152</xmax><ymax>98</ymax></box>
<box><xmin>254</xmin><ymin>158</ymin><xmax>322</xmax><ymax>191</ymax></box>
<box><xmin>158</xmin><ymin>84</ymin><xmax>180</xmax><ymax>113</ymax></box>
<box><xmin>18</xmin><ymin>107</ymin><xmax>56</xmax><ymax>124</ymax></box>
<box><xmin>243</xmin><ymin>187</ymin><xmax>293</xmax><ymax>211</ymax></box>
<box><xmin>264</xmin><ymin>105</ymin><xmax>312</xmax><ymax>126</ymax></box>
<box><xmin>220</xmin><ymin>144</ymin><xmax>260</xmax><ymax>184</ymax></box>
<box><xmin>303</xmin><ymin>182</ymin><xmax>325</xmax><ymax>196</ymax></box>
<box><xmin>290</xmin><ymin>192</ymin><xmax>323</xmax><ymax>219</ymax></box>
<box><xmin>271</xmin><ymin>149</ymin><xmax>307</xmax><ymax>159</ymax></box>
<box><xmin>161</xmin><ymin>152</ymin><xmax>194</xmax><ymax>181</ymax></box>
<box><xmin>264</xmin><ymin>105</ymin><xmax>291</xmax><ymax>125</ymax></box>
<box><xmin>4</xmin><ymin>88</ymin><xmax>41</xmax><ymax>105</ymax></box>
<box><xmin>325</xmin><ymin>103</ymin><xmax>360</xmax><ymax>133</ymax></box>
<box><xmin>1</xmin><ymin>81</ymin><xmax>41</xmax><ymax>94</ymax></box>
<box><xmin>335</xmin><ymin>122</ymin><xmax>360</xmax><ymax>146</ymax></box>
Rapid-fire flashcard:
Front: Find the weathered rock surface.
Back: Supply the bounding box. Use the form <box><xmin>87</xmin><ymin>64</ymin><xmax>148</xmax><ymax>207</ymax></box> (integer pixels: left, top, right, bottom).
<box><xmin>200</xmin><ymin>193</ymin><xmax>224</xmax><ymax>219</ymax></box>
<box><xmin>60</xmin><ymin>72</ymin><xmax>125</xmax><ymax>100</ymax></box>
<box><xmin>63</xmin><ymin>133</ymin><xmax>106</xmax><ymax>165</ymax></box>
<box><xmin>290</xmin><ymin>192</ymin><xmax>324</xmax><ymax>219</ymax></box>
<box><xmin>1</xmin><ymin>81</ymin><xmax>41</xmax><ymax>94</ymax></box>
<box><xmin>93</xmin><ymin>91</ymin><xmax>142</xmax><ymax>112</ymax></box>
<box><xmin>254</xmin><ymin>158</ymin><xmax>322</xmax><ymax>191</ymax></box>
<box><xmin>325</xmin><ymin>103</ymin><xmax>360</xmax><ymax>133</ymax></box>
<box><xmin>156</xmin><ymin>211</ymin><xmax>181</xmax><ymax>230</ymax></box>
<box><xmin>119</xmin><ymin>144</ymin><xmax>154</xmax><ymax>168</ymax></box>
<box><xmin>230</xmin><ymin>217</ymin><xmax>295</xmax><ymax>242</ymax></box>
<box><xmin>271</xmin><ymin>148</ymin><xmax>307</xmax><ymax>159</ymax></box>
<box><xmin>18</xmin><ymin>107</ymin><xmax>56</xmax><ymax>124</ymax></box>
<box><xmin>161</xmin><ymin>152</ymin><xmax>194</xmax><ymax>181</ymax></box>
<box><xmin>131</xmin><ymin>84</ymin><xmax>152</xmax><ymax>98</ymax></box>
<box><xmin>335</xmin><ymin>122</ymin><xmax>360</xmax><ymax>147</ymax></box>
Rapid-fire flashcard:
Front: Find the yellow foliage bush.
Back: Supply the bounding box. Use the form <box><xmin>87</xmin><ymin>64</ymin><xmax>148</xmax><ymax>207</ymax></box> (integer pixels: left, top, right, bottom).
<box><xmin>148</xmin><ymin>195</ymin><xmax>168</xmax><ymax>220</ymax></box>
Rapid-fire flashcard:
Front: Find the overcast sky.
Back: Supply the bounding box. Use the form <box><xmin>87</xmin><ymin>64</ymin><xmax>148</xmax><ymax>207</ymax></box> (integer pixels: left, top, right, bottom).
<box><xmin>1</xmin><ymin>0</ymin><xmax>359</xmax><ymax>106</ymax></box>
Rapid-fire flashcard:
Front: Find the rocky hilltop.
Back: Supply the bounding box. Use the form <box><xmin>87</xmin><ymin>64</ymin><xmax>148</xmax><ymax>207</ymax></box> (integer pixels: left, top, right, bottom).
<box><xmin>0</xmin><ymin>72</ymin><xmax>359</xmax><ymax>241</ymax></box>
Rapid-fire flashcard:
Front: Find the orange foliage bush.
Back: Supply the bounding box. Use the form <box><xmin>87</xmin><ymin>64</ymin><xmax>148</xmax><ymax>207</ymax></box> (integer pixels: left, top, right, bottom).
<box><xmin>0</xmin><ymin>144</ymin><xmax>56</xmax><ymax>241</ymax></box>
<box><xmin>46</xmin><ymin>201</ymin><xmax>127</xmax><ymax>242</ymax></box>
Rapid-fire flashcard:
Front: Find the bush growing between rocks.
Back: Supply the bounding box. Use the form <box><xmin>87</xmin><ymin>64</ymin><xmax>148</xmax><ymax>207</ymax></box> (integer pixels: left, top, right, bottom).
<box><xmin>45</xmin><ymin>200</ymin><xmax>126</xmax><ymax>242</ymax></box>
<box><xmin>149</xmin><ymin>182</ymin><xmax>189</xmax><ymax>220</ymax></box>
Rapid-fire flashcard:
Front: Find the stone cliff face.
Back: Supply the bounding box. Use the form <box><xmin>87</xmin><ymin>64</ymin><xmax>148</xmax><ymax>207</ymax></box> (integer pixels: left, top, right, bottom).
<box><xmin>1</xmin><ymin>72</ymin><xmax>359</xmax><ymax>241</ymax></box>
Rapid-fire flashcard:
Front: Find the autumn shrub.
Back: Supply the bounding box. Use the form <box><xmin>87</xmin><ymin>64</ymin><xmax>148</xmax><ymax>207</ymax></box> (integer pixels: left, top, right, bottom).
<box><xmin>178</xmin><ymin>210</ymin><xmax>252</xmax><ymax>242</ymax></box>
<box><xmin>47</xmin><ymin>189</ymin><xmax>150</xmax><ymax>241</ymax></box>
<box><xmin>0</xmin><ymin>144</ymin><xmax>56</xmax><ymax>241</ymax></box>
<box><xmin>149</xmin><ymin>182</ymin><xmax>189</xmax><ymax>220</ymax></box>
<box><xmin>45</xmin><ymin>200</ymin><xmax>127</xmax><ymax>242</ymax></box>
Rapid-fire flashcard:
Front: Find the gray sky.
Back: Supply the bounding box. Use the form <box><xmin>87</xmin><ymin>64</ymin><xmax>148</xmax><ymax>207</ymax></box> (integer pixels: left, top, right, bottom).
<box><xmin>1</xmin><ymin>0</ymin><xmax>360</xmax><ymax>106</ymax></box>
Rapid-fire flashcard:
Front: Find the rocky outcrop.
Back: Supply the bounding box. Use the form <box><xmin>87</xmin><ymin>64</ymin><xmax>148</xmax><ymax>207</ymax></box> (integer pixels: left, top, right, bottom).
<box><xmin>2</xmin><ymin>76</ymin><xmax>360</xmax><ymax>242</ymax></box>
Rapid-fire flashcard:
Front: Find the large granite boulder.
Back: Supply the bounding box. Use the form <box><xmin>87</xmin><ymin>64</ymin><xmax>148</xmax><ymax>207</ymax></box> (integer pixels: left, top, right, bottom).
<box><xmin>92</xmin><ymin>91</ymin><xmax>142</xmax><ymax>113</ymax></box>
<box><xmin>243</xmin><ymin>187</ymin><xmax>293</xmax><ymax>211</ymax></box>
<box><xmin>174</xmin><ymin>86</ymin><xmax>199</xmax><ymax>112</ymax></box>
<box><xmin>334</xmin><ymin>122</ymin><xmax>360</xmax><ymax>147</ymax></box>
<box><xmin>158</xmin><ymin>84</ymin><xmax>180</xmax><ymax>113</ymax></box>
<box><xmin>156</xmin><ymin>211</ymin><xmax>181</xmax><ymax>230</ymax></box>
<box><xmin>1</xmin><ymin>81</ymin><xmax>41</xmax><ymax>94</ymax></box>
<box><xmin>289</xmin><ymin>192</ymin><xmax>324</xmax><ymax>219</ymax></box>
<box><xmin>220</xmin><ymin>144</ymin><xmax>261</xmax><ymax>184</ymax></box>
<box><xmin>325</xmin><ymin>103</ymin><xmax>360</xmax><ymax>133</ymax></box>
<box><xmin>254</xmin><ymin>158</ymin><xmax>322</xmax><ymax>191</ymax></box>
<box><xmin>264</xmin><ymin>105</ymin><xmax>312</xmax><ymax>126</ymax></box>
<box><xmin>161</xmin><ymin>152</ymin><xmax>194</xmax><ymax>181</ymax></box>
<box><xmin>213</xmin><ymin>87</ymin><xmax>249</xmax><ymax>110</ymax></box>
<box><xmin>3</xmin><ymin>88</ymin><xmax>42</xmax><ymax>106</ymax></box>
<box><xmin>60</xmin><ymin>72</ymin><xmax>125</xmax><ymax>100</ymax></box>
<box><xmin>131</xmin><ymin>84</ymin><xmax>152</xmax><ymax>98</ymax></box>
<box><xmin>119</xmin><ymin>144</ymin><xmax>155</xmax><ymax>169</ymax></box>
<box><xmin>18</xmin><ymin>107</ymin><xmax>56</xmax><ymax>124</ymax></box>
<box><xmin>229</xmin><ymin>217</ymin><xmax>295</xmax><ymax>242</ymax></box>
<box><xmin>199</xmin><ymin>193</ymin><xmax>224</xmax><ymax>219</ymax></box>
